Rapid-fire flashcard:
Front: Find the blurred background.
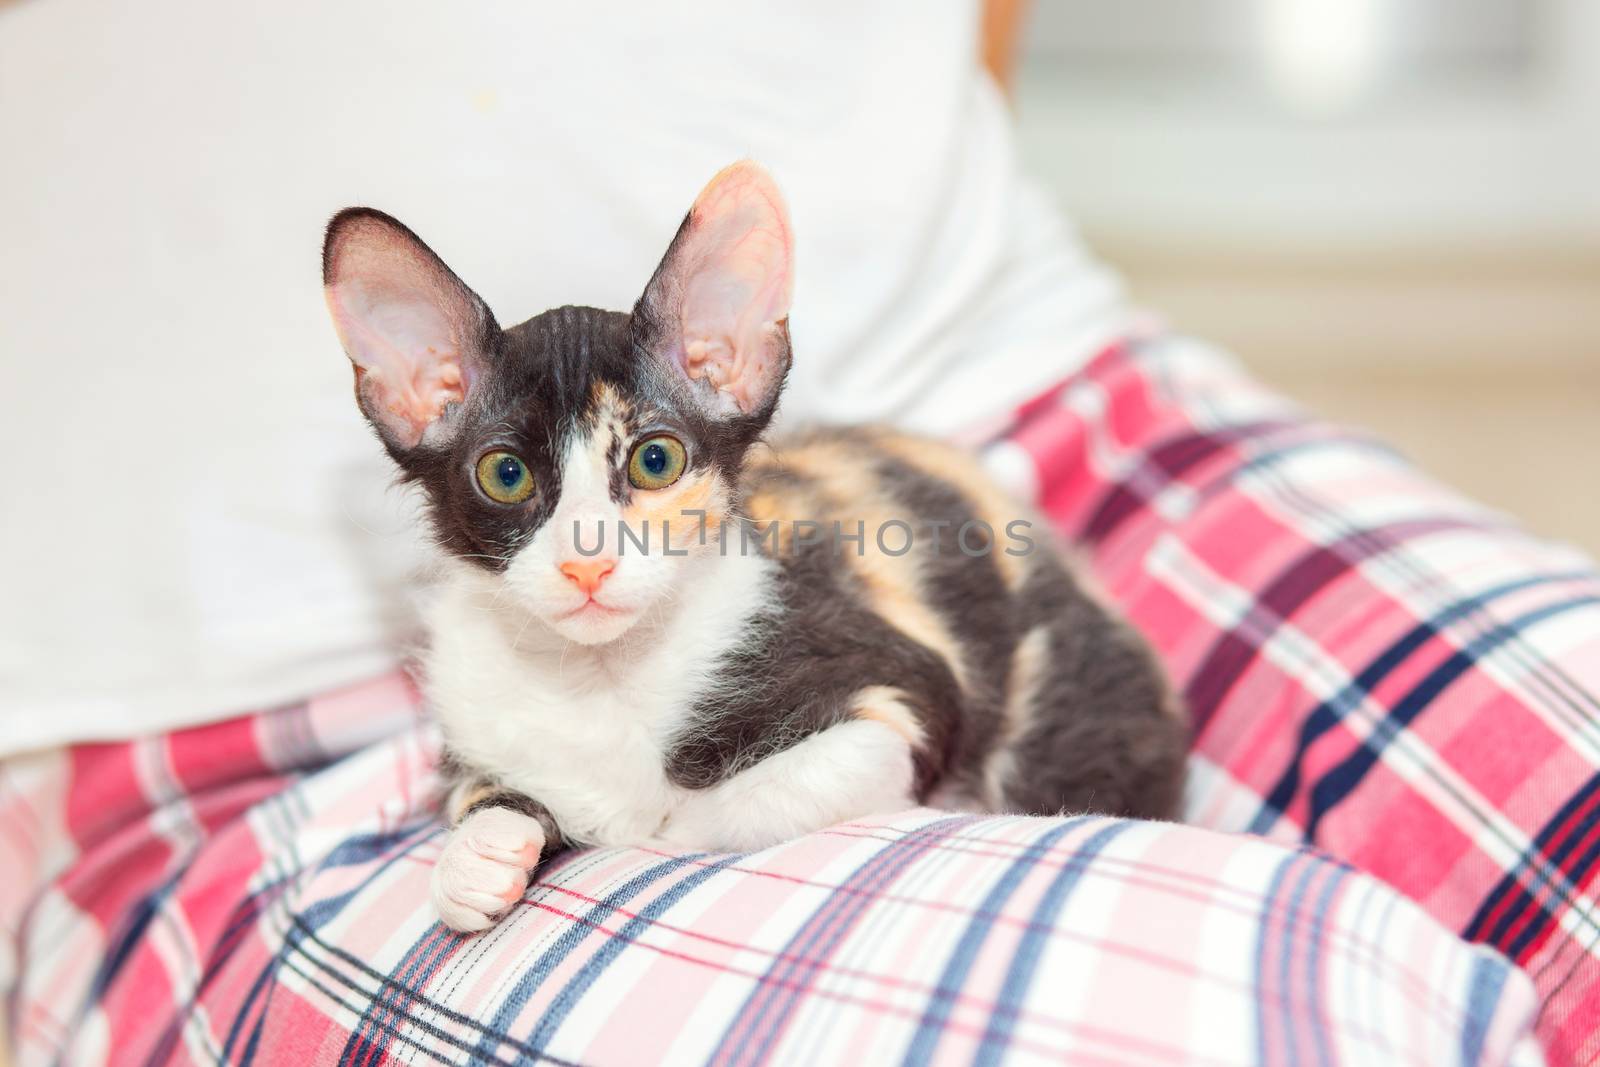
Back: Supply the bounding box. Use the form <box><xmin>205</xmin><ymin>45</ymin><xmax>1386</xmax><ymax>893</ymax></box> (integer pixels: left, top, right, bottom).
<box><xmin>1012</xmin><ymin>0</ymin><xmax>1600</xmax><ymax>555</ymax></box>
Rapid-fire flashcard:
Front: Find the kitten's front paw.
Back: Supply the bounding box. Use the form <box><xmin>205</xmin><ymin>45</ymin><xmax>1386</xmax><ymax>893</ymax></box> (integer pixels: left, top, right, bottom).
<box><xmin>431</xmin><ymin>807</ymin><xmax>545</xmax><ymax>933</ymax></box>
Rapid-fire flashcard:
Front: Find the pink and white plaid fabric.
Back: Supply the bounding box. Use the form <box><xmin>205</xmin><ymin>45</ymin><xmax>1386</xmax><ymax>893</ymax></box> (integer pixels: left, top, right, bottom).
<box><xmin>2</xmin><ymin>334</ymin><xmax>1592</xmax><ymax>1065</ymax></box>
<box><xmin>987</xmin><ymin>335</ymin><xmax>1600</xmax><ymax>1064</ymax></box>
<box><xmin>0</xmin><ymin>673</ymin><xmax>1541</xmax><ymax>1066</ymax></box>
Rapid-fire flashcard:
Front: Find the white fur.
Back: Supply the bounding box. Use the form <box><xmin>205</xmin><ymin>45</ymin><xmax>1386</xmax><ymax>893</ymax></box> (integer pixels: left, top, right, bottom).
<box><xmin>656</xmin><ymin>719</ymin><xmax>916</xmax><ymax>851</ymax></box>
<box><xmin>427</xmin><ymin>541</ymin><xmax>777</xmax><ymax>849</ymax></box>
<box><xmin>431</xmin><ymin>806</ymin><xmax>545</xmax><ymax>932</ymax></box>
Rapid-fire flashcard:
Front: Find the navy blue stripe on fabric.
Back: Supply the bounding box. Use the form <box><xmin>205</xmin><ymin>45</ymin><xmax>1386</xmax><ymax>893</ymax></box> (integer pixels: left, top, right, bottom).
<box><xmin>898</xmin><ymin>817</ymin><xmax>1087</xmax><ymax>1066</ymax></box>
<box><xmin>1467</xmin><ymin>769</ymin><xmax>1600</xmax><ymax>946</ymax></box>
<box><xmin>1304</xmin><ymin>595</ymin><xmax>1600</xmax><ymax>839</ymax></box>
<box><xmin>89</xmin><ymin>868</ymin><xmax>183</xmax><ymax>1005</ymax></box>
<box><xmin>349</xmin><ymin>927</ymin><xmax>455</xmax><ymax>1063</ymax></box>
<box><xmin>1286</xmin><ymin>857</ymin><xmax>1337</xmax><ymax>1067</ymax></box>
<box><xmin>1302</xmin><ymin>861</ymin><xmax>1347</xmax><ymax>1067</ymax></box>
<box><xmin>56</xmin><ymin>870</ymin><xmax>185</xmax><ymax>1067</ymax></box>
<box><xmin>299</xmin><ymin>821</ymin><xmax>444</xmax><ymax>931</ymax></box>
<box><xmin>742</xmin><ymin>818</ymin><xmax>978</xmax><ymax>1065</ymax></box>
<box><xmin>108</xmin><ymin>808</ymin><xmax>402</xmax><ymax>1067</ymax></box>
<box><xmin>147</xmin><ymin>868</ymin><xmax>299</xmax><ymax>1066</ymax></box>
<box><xmin>281</xmin><ymin>917</ymin><xmax>582</xmax><ymax>1067</ymax></box>
<box><xmin>1459</xmin><ymin>955</ymin><xmax>1511</xmax><ymax>1067</ymax></box>
<box><xmin>225</xmin><ymin>882</ymin><xmax>311</xmax><ymax>1062</ymax></box>
<box><xmin>272</xmin><ymin>952</ymin><xmax>508</xmax><ymax>1067</ymax></box>
<box><xmin>1247</xmin><ymin>572</ymin><xmax>1587</xmax><ymax>836</ymax></box>
<box><xmin>236</xmin><ymin>951</ymin><xmax>290</xmax><ymax>1067</ymax></box>
<box><xmin>711</xmin><ymin>816</ymin><xmax>977</xmax><ymax>1067</ymax></box>
<box><xmin>1470</xmin><ymin>767</ymin><xmax>1600</xmax><ymax>961</ymax></box>
<box><xmin>226</xmin><ymin>819</ymin><xmax>439</xmax><ymax>1064</ymax></box>
<box><xmin>520</xmin><ymin>853</ymin><xmax>745</xmax><ymax>1055</ymax></box>
<box><xmin>1253</xmin><ymin>851</ymin><xmax>1304</xmax><ymax>1067</ymax></box>
<box><xmin>1188</xmin><ymin>519</ymin><xmax>1538</xmax><ymax>740</ymax></box>
<box><xmin>969</xmin><ymin>822</ymin><xmax>1132</xmax><ymax>1067</ymax></box>
<box><xmin>1275</xmin><ymin>857</ymin><xmax>1324</xmax><ymax>1067</ymax></box>
<box><xmin>470</xmin><ymin>851</ymin><xmax>724</xmax><ymax>1064</ymax></box>
<box><xmin>1509</xmin><ymin>815</ymin><xmax>1600</xmax><ymax>962</ymax></box>
<box><xmin>339</xmin><ymin>924</ymin><xmax>459</xmax><ymax>1066</ymax></box>
<box><xmin>1255</xmin><ymin>462</ymin><xmax>1600</xmax><ymax>738</ymax></box>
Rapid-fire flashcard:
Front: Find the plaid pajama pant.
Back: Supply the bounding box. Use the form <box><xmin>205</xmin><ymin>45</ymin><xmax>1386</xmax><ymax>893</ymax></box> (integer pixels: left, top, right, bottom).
<box><xmin>2</xmin><ymin>336</ymin><xmax>1594</xmax><ymax>1065</ymax></box>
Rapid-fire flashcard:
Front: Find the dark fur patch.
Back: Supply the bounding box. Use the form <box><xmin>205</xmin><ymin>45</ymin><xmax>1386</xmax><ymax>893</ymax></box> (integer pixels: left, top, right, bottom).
<box><xmin>665</xmin><ymin>554</ymin><xmax>964</xmax><ymax>797</ymax></box>
<box><xmin>365</xmin><ymin>303</ymin><xmax>780</xmax><ymax>571</ymax></box>
<box><xmin>998</xmin><ymin>565</ymin><xmax>1188</xmax><ymax>818</ymax></box>
<box><xmin>664</xmin><ymin>429</ymin><xmax>1188</xmax><ymax>820</ymax></box>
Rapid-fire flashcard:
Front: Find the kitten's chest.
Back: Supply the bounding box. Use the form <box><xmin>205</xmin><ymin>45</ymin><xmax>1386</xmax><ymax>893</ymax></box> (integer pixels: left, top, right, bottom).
<box><xmin>425</xmin><ymin>592</ymin><xmax>716</xmax><ymax>846</ymax></box>
<box><xmin>436</xmin><ymin>662</ymin><xmax>691</xmax><ymax>845</ymax></box>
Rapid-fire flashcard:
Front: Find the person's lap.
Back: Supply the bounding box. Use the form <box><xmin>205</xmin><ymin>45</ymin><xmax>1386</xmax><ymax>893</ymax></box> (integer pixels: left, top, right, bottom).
<box><xmin>983</xmin><ymin>335</ymin><xmax>1600</xmax><ymax>1064</ymax></box>
<box><xmin>0</xmin><ymin>679</ymin><xmax>1542</xmax><ymax>1066</ymax></box>
<box><xmin>3</xmin><ymin>334</ymin><xmax>1594</xmax><ymax>1065</ymax></box>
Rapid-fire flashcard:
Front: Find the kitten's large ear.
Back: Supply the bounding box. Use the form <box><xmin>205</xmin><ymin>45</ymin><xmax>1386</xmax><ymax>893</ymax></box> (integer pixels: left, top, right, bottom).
<box><xmin>633</xmin><ymin>161</ymin><xmax>794</xmax><ymax>418</ymax></box>
<box><xmin>322</xmin><ymin>209</ymin><xmax>497</xmax><ymax>451</ymax></box>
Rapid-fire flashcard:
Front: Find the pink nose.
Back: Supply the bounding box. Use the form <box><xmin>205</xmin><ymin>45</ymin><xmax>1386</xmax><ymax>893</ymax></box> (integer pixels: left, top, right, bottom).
<box><xmin>559</xmin><ymin>558</ymin><xmax>616</xmax><ymax>595</ymax></box>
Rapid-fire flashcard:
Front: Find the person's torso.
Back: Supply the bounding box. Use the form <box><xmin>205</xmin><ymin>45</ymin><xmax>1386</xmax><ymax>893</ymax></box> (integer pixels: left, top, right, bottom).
<box><xmin>0</xmin><ymin>0</ymin><xmax>1127</xmax><ymax>752</ymax></box>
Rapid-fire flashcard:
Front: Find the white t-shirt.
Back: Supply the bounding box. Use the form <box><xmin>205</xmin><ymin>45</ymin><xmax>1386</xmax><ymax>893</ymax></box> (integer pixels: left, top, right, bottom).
<box><xmin>0</xmin><ymin>0</ymin><xmax>1129</xmax><ymax>753</ymax></box>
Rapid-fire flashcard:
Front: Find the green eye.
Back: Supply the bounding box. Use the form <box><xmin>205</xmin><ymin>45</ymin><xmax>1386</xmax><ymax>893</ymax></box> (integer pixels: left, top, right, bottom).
<box><xmin>476</xmin><ymin>451</ymin><xmax>535</xmax><ymax>504</ymax></box>
<box><xmin>627</xmin><ymin>435</ymin><xmax>687</xmax><ymax>490</ymax></box>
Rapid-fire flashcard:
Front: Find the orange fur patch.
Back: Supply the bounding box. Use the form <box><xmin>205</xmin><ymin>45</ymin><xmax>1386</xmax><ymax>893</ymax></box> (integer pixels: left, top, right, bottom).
<box><xmin>621</xmin><ymin>470</ymin><xmax>730</xmax><ymax>553</ymax></box>
<box><xmin>986</xmin><ymin>625</ymin><xmax>1051</xmax><ymax>806</ymax></box>
<box><xmin>447</xmin><ymin>780</ymin><xmax>497</xmax><ymax>825</ymax></box>
<box><xmin>866</xmin><ymin>430</ymin><xmax>1032</xmax><ymax>592</ymax></box>
<box><xmin>850</xmin><ymin>685</ymin><xmax>927</xmax><ymax>750</ymax></box>
<box><xmin>749</xmin><ymin>438</ymin><xmax>971</xmax><ymax>693</ymax></box>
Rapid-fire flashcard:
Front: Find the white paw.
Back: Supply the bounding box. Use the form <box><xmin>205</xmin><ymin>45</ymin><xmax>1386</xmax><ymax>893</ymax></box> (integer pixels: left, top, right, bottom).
<box><xmin>431</xmin><ymin>807</ymin><xmax>545</xmax><ymax>934</ymax></box>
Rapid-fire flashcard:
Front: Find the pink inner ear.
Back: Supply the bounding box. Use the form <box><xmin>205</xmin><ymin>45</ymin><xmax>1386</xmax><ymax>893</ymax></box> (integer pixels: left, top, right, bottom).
<box><xmin>675</xmin><ymin>163</ymin><xmax>793</xmax><ymax>414</ymax></box>
<box><xmin>324</xmin><ymin>211</ymin><xmax>488</xmax><ymax>449</ymax></box>
<box><xmin>329</xmin><ymin>281</ymin><xmax>466</xmax><ymax>445</ymax></box>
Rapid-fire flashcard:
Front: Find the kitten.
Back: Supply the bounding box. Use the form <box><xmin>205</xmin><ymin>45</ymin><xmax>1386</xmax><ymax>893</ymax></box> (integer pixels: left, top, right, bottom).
<box><xmin>322</xmin><ymin>162</ymin><xmax>1188</xmax><ymax>934</ymax></box>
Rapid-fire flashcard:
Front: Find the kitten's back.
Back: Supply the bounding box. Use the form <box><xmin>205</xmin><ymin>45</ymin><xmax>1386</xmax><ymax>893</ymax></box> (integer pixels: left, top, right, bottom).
<box><xmin>731</xmin><ymin>427</ymin><xmax>1189</xmax><ymax>818</ymax></box>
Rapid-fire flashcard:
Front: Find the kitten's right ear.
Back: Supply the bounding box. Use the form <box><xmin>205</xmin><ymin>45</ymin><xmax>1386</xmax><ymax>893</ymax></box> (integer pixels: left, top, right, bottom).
<box><xmin>322</xmin><ymin>209</ymin><xmax>497</xmax><ymax>451</ymax></box>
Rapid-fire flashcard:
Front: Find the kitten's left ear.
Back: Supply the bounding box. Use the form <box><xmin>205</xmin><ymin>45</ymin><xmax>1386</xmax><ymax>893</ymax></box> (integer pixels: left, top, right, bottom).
<box><xmin>634</xmin><ymin>161</ymin><xmax>794</xmax><ymax>419</ymax></box>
